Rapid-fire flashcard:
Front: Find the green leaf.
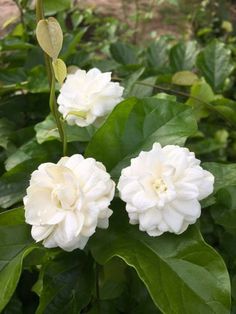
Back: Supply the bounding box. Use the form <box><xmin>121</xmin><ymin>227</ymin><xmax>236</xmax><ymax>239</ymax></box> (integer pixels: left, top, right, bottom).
<box><xmin>187</xmin><ymin>79</ymin><xmax>215</xmax><ymax>107</ymax></box>
<box><xmin>90</xmin><ymin>204</ymin><xmax>231</xmax><ymax>314</ymax></box>
<box><xmin>0</xmin><ymin>208</ymin><xmax>35</xmax><ymax>312</ymax></box>
<box><xmin>110</xmin><ymin>42</ymin><xmax>138</xmax><ymax>65</ymax></box>
<box><xmin>85</xmin><ymin>97</ymin><xmax>197</xmax><ymax>179</ymax></box>
<box><xmin>0</xmin><ymin>118</ymin><xmax>15</xmax><ymax>150</ymax></box>
<box><xmin>43</xmin><ymin>0</ymin><xmax>71</xmax><ymax>15</ymax></box>
<box><xmin>36</xmin><ymin>18</ymin><xmax>63</xmax><ymax>59</ymax></box>
<box><xmin>203</xmin><ymin>162</ymin><xmax>236</xmax><ymax>193</ymax></box>
<box><xmin>211</xmin><ymin>97</ymin><xmax>236</xmax><ymax>125</ymax></box>
<box><xmin>129</xmin><ymin>77</ymin><xmax>156</xmax><ymax>98</ymax></box>
<box><xmin>27</xmin><ymin>66</ymin><xmax>49</xmax><ymax>93</ymax></box>
<box><xmin>189</xmin><ymin>138</ymin><xmax>225</xmax><ymax>155</ymax></box>
<box><xmin>172</xmin><ymin>71</ymin><xmax>198</xmax><ymax>86</ymax></box>
<box><xmin>35</xmin><ymin>115</ymin><xmax>95</xmax><ymax>144</ymax></box>
<box><xmin>4</xmin><ymin>139</ymin><xmax>61</xmax><ymax>171</ymax></box>
<box><xmin>196</xmin><ymin>40</ymin><xmax>233</xmax><ymax>92</ymax></box>
<box><xmin>170</xmin><ymin>41</ymin><xmax>198</xmax><ymax>72</ymax></box>
<box><xmin>0</xmin><ymin>159</ymin><xmax>44</xmax><ymax>208</ymax></box>
<box><xmin>123</xmin><ymin>68</ymin><xmax>145</xmax><ymax>97</ymax></box>
<box><xmin>146</xmin><ymin>38</ymin><xmax>169</xmax><ymax>72</ymax></box>
<box><xmin>0</xmin><ymin>68</ymin><xmax>27</xmax><ymax>86</ymax></box>
<box><xmin>187</xmin><ymin>79</ymin><xmax>215</xmax><ymax>119</ymax></box>
<box><xmin>210</xmin><ymin>186</ymin><xmax>236</xmax><ymax>234</ymax></box>
<box><xmin>36</xmin><ymin>252</ymin><xmax>94</xmax><ymax>314</ymax></box>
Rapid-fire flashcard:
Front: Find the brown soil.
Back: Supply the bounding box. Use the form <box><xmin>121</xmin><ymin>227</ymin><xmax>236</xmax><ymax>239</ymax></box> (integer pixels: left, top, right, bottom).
<box><xmin>77</xmin><ymin>0</ymin><xmax>182</xmax><ymax>40</ymax></box>
<box><xmin>0</xmin><ymin>0</ymin><xmax>182</xmax><ymax>40</ymax></box>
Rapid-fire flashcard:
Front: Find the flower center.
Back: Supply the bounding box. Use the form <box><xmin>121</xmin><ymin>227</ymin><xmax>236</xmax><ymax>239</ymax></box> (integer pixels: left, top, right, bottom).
<box><xmin>51</xmin><ymin>184</ymin><xmax>78</xmax><ymax>210</ymax></box>
<box><xmin>152</xmin><ymin>178</ymin><xmax>168</xmax><ymax>195</ymax></box>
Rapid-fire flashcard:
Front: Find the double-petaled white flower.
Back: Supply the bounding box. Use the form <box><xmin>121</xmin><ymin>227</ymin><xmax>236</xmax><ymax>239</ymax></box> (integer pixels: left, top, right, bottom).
<box><xmin>57</xmin><ymin>68</ymin><xmax>124</xmax><ymax>127</ymax></box>
<box><xmin>24</xmin><ymin>155</ymin><xmax>115</xmax><ymax>251</ymax></box>
<box><xmin>117</xmin><ymin>143</ymin><xmax>214</xmax><ymax>236</ymax></box>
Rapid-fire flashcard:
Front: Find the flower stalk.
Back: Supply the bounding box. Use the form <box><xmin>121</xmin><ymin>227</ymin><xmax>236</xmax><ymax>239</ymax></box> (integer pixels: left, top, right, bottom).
<box><xmin>36</xmin><ymin>0</ymin><xmax>67</xmax><ymax>156</ymax></box>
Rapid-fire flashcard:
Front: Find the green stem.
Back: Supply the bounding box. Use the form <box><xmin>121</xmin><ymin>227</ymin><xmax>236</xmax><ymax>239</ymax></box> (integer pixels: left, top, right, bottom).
<box><xmin>49</xmin><ymin>71</ymin><xmax>67</xmax><ymax>156</ymax></box>
<box><xmin>36</xmin><ymin>0</ymin><xmax>67</xmax><ymax>156</ymax></box>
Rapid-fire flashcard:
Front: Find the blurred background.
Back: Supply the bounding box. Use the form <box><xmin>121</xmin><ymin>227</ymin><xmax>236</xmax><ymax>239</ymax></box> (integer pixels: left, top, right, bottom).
<box><xmin>1</xmin><ymin>0</ymin><xmax>236</xmax><ymax>41</ymax></box>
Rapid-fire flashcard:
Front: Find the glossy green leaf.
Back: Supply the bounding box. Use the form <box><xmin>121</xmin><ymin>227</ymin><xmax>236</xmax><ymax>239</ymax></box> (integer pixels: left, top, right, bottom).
<box><xmin>35</xmin><ymin>115</ymin><xmax>95</xmax><ymax>144</ymax></box>
<box><xmin>203</xmin><ymin>162</ymin><xmax>236</xmax><ymax>193</ymax></box>
<box><xmin>0</xmin><ymin>159</ymin><xmax>43</xmax><ymax>208</ymax></box>
<box><xmin>128</xmin><ymin>77</ymin><xmax>156</xmax><ymax>98</ymax></box>
<box><xmin>36</xmin><ymin>252</ymin><xmax>94</xmax><ymax>314</ymax></box>
<box><xmin>170</xmin><ymin>41</ymin><xmax>198</xmax><ymax>72</ymax></box>
<box><xmin>27</xmin><ymin>66</ymin><xmax>49</xmax><ymax>93</ymax></box>
<box><xmin>123</xmin><ymin>68</ymin><xmax>145</xmax><ymax>97</ymax></box>
<box><xmin>211</xmin><ymin>97</ymin><xmax>236</xmax><ymax>125</ymax></box>
<box><xmin>196</xmin><ymin>40</ymin><xmax>233</xmax><ymax>92</ymax></box>
<box><xmin>210</xmin><ymin>186</ymin><xmax>236</xmax><ymax>234</ymax></box>
<box><xmin>187</xmin><ymin>79</ymin><xmax>215</xmax><ymax>107</ymax></box>
<box><xmin>0</xmin><ymin>118</ymin><xmax>15</xmax><ymax>150</ymax></box>
<box><xmin>187</xmin><ymin>79</ymin><xmax>215</xmax><ymax>119</ymax></box>
<box><xmin>146</xmin><ymin>38</ymin><xmax>169</xmax><ymax>72</ymax></box>
<box><xmin>43</xmin><ymin>0</ymin><xmax>71</xmax><ymax>15</ymax></box>
<box><xmin>85</xmin><ymin>97</ymin><xmax>197</xmax><ymax>179</ymax></box>
<box><xmin>110</xmin><ymin>42</ymin><xmax>138</xmax><ymax>65</ymax></box>
<box><xmin>0</xmin><ymin>208</ymin><xmax>35</xmax><ymax>312</ymax></box>
<box><xmin>90</xmin><ymin>204</ymin><xmax>231</xmax><ymax>314</ymax></box>
<box><xmin>4</xmin><ymin>139</ymin><xmax>61</xmax><ymax>171</ymax></box>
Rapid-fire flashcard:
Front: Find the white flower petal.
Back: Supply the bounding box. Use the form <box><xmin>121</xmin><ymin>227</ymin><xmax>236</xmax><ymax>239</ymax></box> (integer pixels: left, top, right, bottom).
<box><xmin>57</xmin><ymin>68</ymin><xmax>123</xmax><ymax>127</ymax></box>
<box><xmin>118</xmin><ymin>143</ymin><xmax>214</xmax><ymax>236</ymax></box>
<box><xmin>31</xmin><ymin>225</ymin><xmax>54</xmax><ymax>242</ymax></box>
<box><xmin>163</xmin><ymin>206</ymin><xmax>184</xmax><ymax>233</ymax></box>
<box><xmin>24</xmin><ymin>154</ymin><xmax>115</xmax><ymax>251</ymax></box>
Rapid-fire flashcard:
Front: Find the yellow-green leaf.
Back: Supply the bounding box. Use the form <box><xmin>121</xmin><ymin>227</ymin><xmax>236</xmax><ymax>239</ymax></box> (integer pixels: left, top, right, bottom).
<box><xmin>36</xmin><ymin>17</ymin><xmax>63</xmax><ymax>59</ymax></box>
<box><xmin>52</xmin><ymin>59</ymin><xmax>67</xmax><ymax>85</ymax></box>
<box><xmin>172</xmin><ymin>71</ymin><xmax>198</xmax><ymax>86</ymax></box>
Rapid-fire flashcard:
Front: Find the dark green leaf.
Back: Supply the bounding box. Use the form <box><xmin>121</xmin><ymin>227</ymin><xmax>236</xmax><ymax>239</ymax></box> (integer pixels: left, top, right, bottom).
<box><xmin>90</xmin><ymin>204</ymin><xmax>231</xmax><ymax>314</ymax></box>
<box><xmin>146</xmin><ymin>38</ymin><xmax>169</xmax><ymax>72</ymax></box>
<box><xmin>35</xmin><ymin>115</ymin><xmax>95</xmax><ymax>144</ymax></box>
<box><xmin>203</xmin><ymin>162</ymin><xmax>236</xmax><ymax>193</ymax></box>
<box><xmin>128</xmin><ymin>77</ymin><xmax>156</xmax><ymax>98</ymax></box>
<box><xmin>123</xmin><ymin>68</ymin><xmax>145</xmax><ymax>97</ymax></box>
<box><xmin>170</xmin><ymin>41</ymin><xmax>198</xmax><ymax>72</ymax></box>
<box><xmin>0</xmin><ymin>159</ymin><xmax>44</xmax><ymax>208</ymax></box>
<box><xmin>36</xmin><ymin>252</ymin><xmax>94</xmax><ymax>314</ymax></box>
<box><xmin>43</xmin><ymin>0</ymin><xmax>71</xmax><ymax>15</ymax></box>
<box><xmin>86</xmin><ymin>97</ymin><xmax>197</xmax><ymax>179</ymax></box>
<box><xmin>0</xmin><ymin>118</ymin><xmax>15</xmax><ymax>150</ymax></box>
<box><xmin>0</xmin><ymin>208</ymin><xmax>35</xmax><ymax>312</ymax></box>
<box><xmin>110</xmin><ymin>42</ymin><xmax>138</xmax><ymax>65</ymax></box>
<box><xmin>196</xmin><ymin>40</ymin><xmax>233</xmax><ymax>92</ymax></box>
<box><xmin>210</xmin><ymin>186</ymin><xmax>236</xmax><ymax>234</ymax></box>
<box><xmin>0</xmin><ymin>68</ymin><xmax>27</xmax><ymax>86</ymax></box>
<box><xmin>4</xmin><ymin>139</ymin><xmax>61</xmax><ymax>171</ymax></box>
<box><xmin>211</xmin><ymin>97</ymin><xmax>236</xmax><ymax>125</ymax></box>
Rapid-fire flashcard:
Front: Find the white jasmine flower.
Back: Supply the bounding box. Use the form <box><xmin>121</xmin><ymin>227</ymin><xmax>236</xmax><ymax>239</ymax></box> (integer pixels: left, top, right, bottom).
<box><xmin>57</xmin><ymin>68</ymin><xmax>124</xmax><ymax>127</ymax></box>
<box><xmin>24</xmin><ymin>155</ymin><xmax>115</xmax><ymax>251</ymax></box>
<box><xmin>117</xmin><ymin>143</ymin><xmax>214</xmax><ymax>236</ymax></box>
